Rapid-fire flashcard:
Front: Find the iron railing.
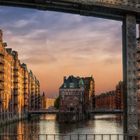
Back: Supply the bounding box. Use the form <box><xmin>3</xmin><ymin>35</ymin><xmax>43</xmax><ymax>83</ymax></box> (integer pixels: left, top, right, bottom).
<box><xmin>0</xmin><ymin>134</ymin><xmax>139</xmax><ymax>140</ymax></box>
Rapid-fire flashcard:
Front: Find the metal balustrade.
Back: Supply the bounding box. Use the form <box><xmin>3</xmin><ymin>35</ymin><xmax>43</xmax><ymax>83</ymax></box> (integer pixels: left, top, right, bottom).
<box><xmin>0</xmin><ymin>0</ymin><xmax>140</xmax><ymax>12</ymax></box>
<box><xmin>0</xmin><ymin>134</ymin><xmax>139</xmax><ymax>140</ymax></box>
<box><xmin>66</xmin><ymin>0</ymin><xmax>140</xmax><ymax>7</ymax></box>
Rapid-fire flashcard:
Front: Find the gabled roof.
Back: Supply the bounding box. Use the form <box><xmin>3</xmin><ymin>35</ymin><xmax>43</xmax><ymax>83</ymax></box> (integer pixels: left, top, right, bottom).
<box><xmin>60</xmin><ymin>75</ymin><xmax>81</xmax><ymax>89</ymax></box>
<box><xmin>60</xmin><ymin>75</ymin><xmax>94</xmax><ymax>89</ymax></box>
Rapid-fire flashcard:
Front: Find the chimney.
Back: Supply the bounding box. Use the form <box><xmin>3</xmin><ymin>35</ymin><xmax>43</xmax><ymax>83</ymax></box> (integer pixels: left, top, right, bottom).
<box><xmin>12</xmin><ymin>51</ymin><xmax>18</xmax><ymax>59</ymax></box>
<box><xmin>6</xmin><ymin>48</ymin><xmax>12</xmax><ymax>53</ymax></box>
<box><xmin>64</xmin><ymin>76</ymin><xmax>66</xmax><ymax>82</ymax></box>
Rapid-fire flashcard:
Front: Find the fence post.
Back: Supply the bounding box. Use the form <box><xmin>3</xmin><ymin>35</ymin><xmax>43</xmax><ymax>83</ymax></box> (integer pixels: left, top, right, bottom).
<box><xmin>117</xmin><ymin>134</ymin><xmax>119</xmax><ymax>140</ymax></box>
<box><xmin>101</xmin><ymin>134</ymin><xmax>103</xmax><ymax>140</ymax></box>
<box><xmin>86</xmin><ymin>134</ymin><xmax>87</xmax><ymax>140</ymax></box>
<box><xmin>70</xmin><ymin>134</ymin><xmax>71</xmax><ymax>140</ymax></box>
<box><xmin>78</xmin><ymin>134</ymin><xmax>80</xmax><ymax>140</ymax></box>
<box><xmin>46</xmin><ymin>134</ymin><xmax>48</xmax><ymax>140</ymax></box>
<box><xmin>93</xmin><ymin>134</ymin><xmax>95</xmax><ymax>140</ymax></box>
<box><xmin>54</xmin><ymin>134</ymin><xmax>55</xmax><ymax>140</ymax></box>
<box><xmin>109</xmin><ymin>134</ymin><xmax>111</xmax><ymax>140</ymax></box>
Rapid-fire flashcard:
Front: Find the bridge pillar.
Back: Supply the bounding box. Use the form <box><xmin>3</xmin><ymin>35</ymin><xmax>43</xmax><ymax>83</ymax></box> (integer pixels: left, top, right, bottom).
<box><xmin>122</xmin><ymin>15</ymin><xmax>138</xmax><ymax>136</ymax></box>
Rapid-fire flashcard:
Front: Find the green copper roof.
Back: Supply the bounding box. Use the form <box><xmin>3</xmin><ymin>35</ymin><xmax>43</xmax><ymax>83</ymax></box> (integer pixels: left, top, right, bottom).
<box><xmin>79</xmin><ymin>79</ymin><xmax>84</xmax><ymax>86</ymax></box>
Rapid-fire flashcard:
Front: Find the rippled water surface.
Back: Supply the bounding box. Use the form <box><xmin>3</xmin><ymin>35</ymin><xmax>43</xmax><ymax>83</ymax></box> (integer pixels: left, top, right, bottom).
<box><xmin>0</xmin><ymin>114</ymin><xmax>123</xmax><ymax>140</ymax></box>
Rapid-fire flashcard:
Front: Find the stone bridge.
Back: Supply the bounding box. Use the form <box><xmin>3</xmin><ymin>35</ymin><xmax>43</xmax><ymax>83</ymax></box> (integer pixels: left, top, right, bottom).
<box><xmin>0</xmin><ymin>0</ymin><xmax>140</xmax><ymax>22</ymax></box>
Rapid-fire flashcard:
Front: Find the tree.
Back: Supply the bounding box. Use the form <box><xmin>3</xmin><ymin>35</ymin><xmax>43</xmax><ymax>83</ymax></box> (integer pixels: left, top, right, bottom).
<box><xmin>54</xmin><ymin>96</ymin><xmax>60</xmax><ymax>109</ymax></box>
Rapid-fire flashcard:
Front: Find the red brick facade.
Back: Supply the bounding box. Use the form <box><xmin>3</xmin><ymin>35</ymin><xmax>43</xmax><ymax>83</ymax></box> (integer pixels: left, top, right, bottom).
<box><xmin>59</xmin><ymin>76</ymin><xmax>95</xmax><ymax>113</ymax></box>
<box><xmin>115</xmin><ymin>81</ymin><xmax>123</xmax><ymax>110</ymax></box>
<box><xmin>95</xmin><ymin>91</ymin><xmax>116</xmax><ymax>110</ymax></box>
<box><xmin>95</xmin><ymin>81</ymin><xmax>123</xmax><ymax>110</ymax></box>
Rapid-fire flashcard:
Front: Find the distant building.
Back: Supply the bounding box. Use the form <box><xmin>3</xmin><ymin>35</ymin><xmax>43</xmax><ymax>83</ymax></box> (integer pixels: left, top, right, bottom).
<box><xmin>59</xmin><ymin>75</ymin><xmax>95</xmax><ymax>113</ymax></box>
<box><xmin>28</xmin><ymin>71</ymin><xmax>40</xmax><ymax>111</ymax></box>
<box><xmin>41</xmin><ymin>93</ymin><xmax>55</xmax><ymax>109</ymax></box>
<box><xmin>83</xmin><ymin>76</ymin><xmax>95</xmax><ymax>111</ymax></box>
<box><xmin>95</xmin><ymin>91</ymin><xmax>116</xmax><ymax>110</ymax></box>
<box><xmin>46</xmin><ymin>98</ymin><xmax>55</xmax><ymax>109</ymax></box>
<box><xmin>95</xmin><ymin>81</ymin><xmax>123</xmax><ymax>110</ymax></box>
<box><xmin>115</xmin><ymin>81</ymin><xmax>123</xmax><ymax>110</ymax></box>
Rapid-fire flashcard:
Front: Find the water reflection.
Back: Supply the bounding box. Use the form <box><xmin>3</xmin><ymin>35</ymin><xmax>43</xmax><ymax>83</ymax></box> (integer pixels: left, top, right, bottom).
<box><xmin>0</xmin><ymin>115</ymin><xmax>123</xmax><ymax>140</ymax></box>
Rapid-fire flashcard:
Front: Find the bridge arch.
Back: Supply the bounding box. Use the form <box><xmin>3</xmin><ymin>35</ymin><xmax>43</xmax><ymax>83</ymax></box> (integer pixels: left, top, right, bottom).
<box><xmin>0</xmin><ymin>0</ymin><xmax>140</xmax><ymax>22</ymax></box>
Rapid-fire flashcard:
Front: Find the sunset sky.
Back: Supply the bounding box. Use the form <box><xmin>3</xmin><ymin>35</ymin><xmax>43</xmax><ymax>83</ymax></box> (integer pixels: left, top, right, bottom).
<box><xmin>0</xmin><ymin>6</ymin><xmax>123</xmax><ymax>97</ymax></box>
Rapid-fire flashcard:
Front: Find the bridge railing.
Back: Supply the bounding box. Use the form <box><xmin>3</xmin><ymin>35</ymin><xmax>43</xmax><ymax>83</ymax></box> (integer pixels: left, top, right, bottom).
<box><xmin>0</xmin><ymin>134</ymin><xmax>139</xmax><ymax>140</ymax></box>
<box><xmin>66</xmin><ymin>0</ymin><xmax>140</xmax><ymax>8</ymax></box>
<box><xmin>2</xmin><ymin>0</ymin><xmax>140</xmax><ymax>9</ymax></box>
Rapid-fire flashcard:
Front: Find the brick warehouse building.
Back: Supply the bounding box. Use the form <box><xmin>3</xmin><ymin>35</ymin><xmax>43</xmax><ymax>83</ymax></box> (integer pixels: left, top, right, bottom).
<box><xmin>95</xmin><ymin>81</ymin><xmax>123</xmax><ymax>110</ymax></box>
<box><xmin>0</xmin><ymin>30</ymin><xmax>41</xmax><ymax>125</ymax></box>
<box><xmin>58</xmin><ymin>75</ymin><xmax>95</xmax><ymax>122</ymax></box>
<box><xmin>95</xmin><ymin>91</ymin><xmax>116</xmax><ymax>110</ymax></box>
<box><xmin>115</xmin><ymin>81</ymin><xmax>123</xmax><ymax>110</ymax></box>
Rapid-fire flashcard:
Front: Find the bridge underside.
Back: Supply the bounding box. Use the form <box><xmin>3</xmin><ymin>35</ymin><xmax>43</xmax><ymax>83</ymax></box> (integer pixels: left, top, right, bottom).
<box><xmin>0</xmin><ymin>0</ymin><xmax>140</xmax><ymax>22</ymax></box>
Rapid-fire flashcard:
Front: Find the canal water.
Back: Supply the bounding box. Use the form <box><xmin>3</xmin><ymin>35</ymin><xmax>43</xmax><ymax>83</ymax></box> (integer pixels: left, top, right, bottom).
<box><xmin>0</xmin><ymin>115</ymin><xmax>123</xmax><ymax>140</ymax></box>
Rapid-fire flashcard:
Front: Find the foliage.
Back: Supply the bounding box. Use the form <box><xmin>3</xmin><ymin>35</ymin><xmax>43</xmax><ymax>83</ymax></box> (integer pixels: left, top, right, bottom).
<box><xmin>54</xmin><ymin>96</ymin><xmax>60</xmax><ymax>109</ymax></box>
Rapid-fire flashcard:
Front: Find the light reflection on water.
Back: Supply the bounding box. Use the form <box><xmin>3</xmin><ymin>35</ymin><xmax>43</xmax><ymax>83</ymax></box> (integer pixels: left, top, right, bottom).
<box><xmin>0</xmin><ymin>115</ymin><xmax>123</xmax><ymax>140</ymax></box>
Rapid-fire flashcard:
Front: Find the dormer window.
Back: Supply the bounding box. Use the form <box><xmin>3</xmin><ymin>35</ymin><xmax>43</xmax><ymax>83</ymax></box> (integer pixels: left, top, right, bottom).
<box><xmin>70</xmin><ymin>82</ymin><xmax>74</xmax><ymax>88</ymax></box>
<box><xmin>64</xmin><ymin>83</ymin><xmax>66</xmax><ymax>88</ymax></box>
